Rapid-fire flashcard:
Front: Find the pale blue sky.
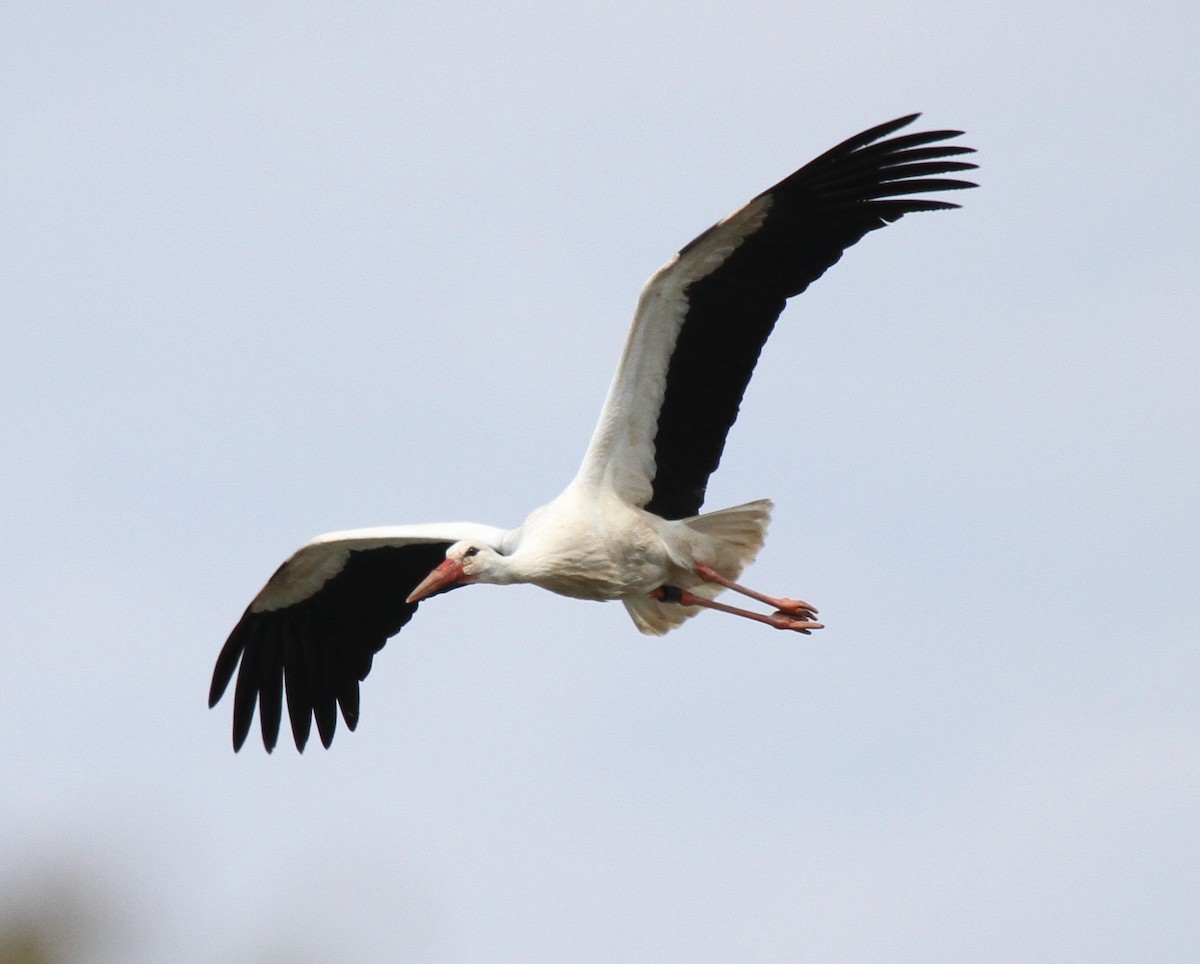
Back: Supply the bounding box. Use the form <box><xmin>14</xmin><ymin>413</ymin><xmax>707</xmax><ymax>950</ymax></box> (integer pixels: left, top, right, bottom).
<box><xmin>3</xmin><ymin>2</ymin><xmax>1198</xmax><ymax>961</ymax></box>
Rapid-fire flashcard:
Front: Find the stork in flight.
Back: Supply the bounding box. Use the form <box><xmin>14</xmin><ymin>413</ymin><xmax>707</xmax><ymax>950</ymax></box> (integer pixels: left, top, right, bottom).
<box><xmin>209</xmin><ymin>114</ymin><xmax>976</xmax><ymax>752</ymax></box>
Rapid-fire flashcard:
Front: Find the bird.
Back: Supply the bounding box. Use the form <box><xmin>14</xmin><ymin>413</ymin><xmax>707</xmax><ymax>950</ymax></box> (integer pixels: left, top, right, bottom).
<box><xmin>209</xmin><ymin>113</ymin><xmax>976</xmax><ymax>752</ymax></box>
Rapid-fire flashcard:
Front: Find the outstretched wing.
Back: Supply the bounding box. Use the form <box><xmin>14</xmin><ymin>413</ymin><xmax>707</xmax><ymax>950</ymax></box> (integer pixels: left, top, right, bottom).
<box><xmin>209</xmin><ymin>522</ymin><xmax>508</xmax><ymax>752</ymax></box>
<box><xmin>576</xmin><ymin>114</ymin><xmax>977</xmax><ymax>519</ymax></box>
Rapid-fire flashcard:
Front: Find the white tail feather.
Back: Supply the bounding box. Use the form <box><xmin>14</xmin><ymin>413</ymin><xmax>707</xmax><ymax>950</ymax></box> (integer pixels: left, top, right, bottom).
<box><xmin>623</xmin><ymin>499</ymin><xmax>773</xmax><ymax>635</ymax></box>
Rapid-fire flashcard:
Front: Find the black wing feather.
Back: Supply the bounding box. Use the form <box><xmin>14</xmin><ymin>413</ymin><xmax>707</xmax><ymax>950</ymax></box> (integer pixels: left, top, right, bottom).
<box><xmin>645</xmin><ymin>114</ymin><xmax>976</xmax><ymax>520</ymax></box>
<box><xmin>282</xmin><ymin>626</ymin><xmax>314</xmax><ymax>751</ymax></box>
<box><xmin>257</xmin><ymin>629</ymin><xmax>284</xmax><ymax>752</ymax></box>
<box><xmin>209</xmin><ymin>541</ymin><xmax>452</xmax><ymax>752</ymax></box>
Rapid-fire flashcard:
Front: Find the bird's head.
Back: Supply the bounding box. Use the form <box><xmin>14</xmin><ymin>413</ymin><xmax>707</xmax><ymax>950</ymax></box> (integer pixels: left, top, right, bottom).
<box><xmin>406</xmin><ymin>541</ymin><xmax>505</xmax><ymax>603</ymax></box>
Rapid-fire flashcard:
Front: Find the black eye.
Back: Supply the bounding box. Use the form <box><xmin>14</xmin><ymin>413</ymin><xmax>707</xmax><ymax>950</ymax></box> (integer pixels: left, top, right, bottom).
<box><xmin>464</xmin><ymin>546</ymin><xmax>480</xmax><ymax>558</ymax></box>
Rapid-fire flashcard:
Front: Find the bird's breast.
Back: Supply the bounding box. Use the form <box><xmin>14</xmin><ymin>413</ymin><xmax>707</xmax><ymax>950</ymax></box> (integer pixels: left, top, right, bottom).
<box><xmin>517</xmin><ymin>499</ymin><xmax>672</xmax><ymax>602</ymax></box>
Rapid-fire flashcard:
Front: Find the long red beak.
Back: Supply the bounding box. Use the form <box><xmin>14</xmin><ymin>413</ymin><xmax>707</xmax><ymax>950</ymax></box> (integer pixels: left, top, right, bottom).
<box><xmin>406</xmin><ymin>558</ymin><xmax>467</xmax><ymax>604</ymax></box>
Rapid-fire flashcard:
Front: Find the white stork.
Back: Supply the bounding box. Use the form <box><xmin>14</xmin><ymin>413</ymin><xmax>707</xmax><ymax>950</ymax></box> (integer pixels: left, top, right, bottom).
<box><xmin>209</xmin><ymin>114</ymin><xmax>976</xmax><ymax>752</ymax></box>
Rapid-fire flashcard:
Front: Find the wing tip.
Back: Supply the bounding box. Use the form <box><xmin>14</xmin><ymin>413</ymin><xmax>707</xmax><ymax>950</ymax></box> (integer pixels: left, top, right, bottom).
<box><xmin>289</xmin><ymin>710</ymin><xmax>313</xmax><ymax>753</ymax></box>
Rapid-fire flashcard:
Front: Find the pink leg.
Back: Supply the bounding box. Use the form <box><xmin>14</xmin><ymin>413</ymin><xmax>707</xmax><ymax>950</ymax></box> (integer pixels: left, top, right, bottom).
<box><xmin>692</xmin><ymin>562</ymin><xmax>820</xmax><ymax>622</ymax></box>
<box><xmin>651</xmin><ymin>586</ymin><xmax>823</xmax><ymax>634</ymax></box>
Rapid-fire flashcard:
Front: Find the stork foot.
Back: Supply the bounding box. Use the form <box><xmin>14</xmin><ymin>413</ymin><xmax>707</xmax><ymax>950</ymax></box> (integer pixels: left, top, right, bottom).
<box><xmin>772</xmin><ymin>598</ymin><xmax>820</xmax><ymax>621</ymax></box>
<box><xmin>768</xmin><ymin>611</ymin><xmax>824</xmax><ymax>634</ymax></box>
